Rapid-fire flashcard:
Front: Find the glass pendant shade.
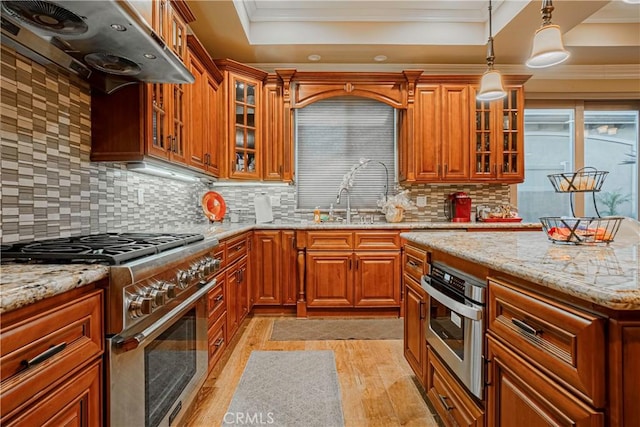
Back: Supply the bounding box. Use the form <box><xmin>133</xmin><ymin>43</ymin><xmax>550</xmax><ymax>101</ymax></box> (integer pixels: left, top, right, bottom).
<box><xmin>476</xmin><ymin>69</ymin><xmax>507</xmax><ymax>101</ymax></box>
<box><xmin>526</xmin><ymin>24</ymin><xmax>570</xmax><ymax>68</ymax></box>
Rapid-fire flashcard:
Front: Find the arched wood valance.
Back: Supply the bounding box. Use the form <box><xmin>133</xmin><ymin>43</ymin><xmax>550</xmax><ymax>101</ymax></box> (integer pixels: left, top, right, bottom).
<box><xmin>291</xmin><ymin>72</ymin><xmax>408</xmax><ymax>109</ymax></box>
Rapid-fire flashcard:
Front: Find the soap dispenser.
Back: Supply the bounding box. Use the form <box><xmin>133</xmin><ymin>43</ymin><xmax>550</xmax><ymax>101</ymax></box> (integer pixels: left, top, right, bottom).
<box><xmin>328</xmin><ymin>203</ymin><xmax>334</xmax><ymax>221</ymax></box>
<box><xmin>313</xmin><ymin>206</ymin><xmax>321</xmax><ymax>223</ymax></box>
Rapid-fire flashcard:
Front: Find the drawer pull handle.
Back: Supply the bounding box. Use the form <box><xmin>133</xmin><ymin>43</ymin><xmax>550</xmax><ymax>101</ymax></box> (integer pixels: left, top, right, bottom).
<box><xmin>214</xmin><ymin>338</ymin><xmax>224</xmax><ymax>347</ymax></box>
<box><xmin>215</xmin><ymin>295</ymin><xmax>223</xmax><ymax>302</ymax></box>
<box><xmin>22</xmin><ymin>342</ymin><xmax>67</xmax><ymax>368</ymax></box>
<box><xmin>512</xmin><ymin>318</ymin><xmax>542</xmax><ymax>336</ymax></box>
<box><xmin>438</xmin><ymin>394</ymin><xmax>454</xmax><ymax>411</ymax></box>
<box><xmin>407</xmin><ymin>260</ymin><xmax>419</xmax><ymax>268</ymax></box>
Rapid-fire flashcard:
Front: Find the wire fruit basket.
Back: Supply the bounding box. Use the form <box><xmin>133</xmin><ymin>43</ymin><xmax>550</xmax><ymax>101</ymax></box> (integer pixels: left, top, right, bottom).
<box><xmin>539</xmin><ymin>216</ymin><xmax>623</xmax><ymax>244</ymax></box>
<box><xmin>541</xmin><ymin>166</ymin><xmax>622</xmax><ymax>245</ymax></box>
<box><xmin>547</xmin><ymin>167</ymin><xmax>608</xmax><ymax>193</ymax></box>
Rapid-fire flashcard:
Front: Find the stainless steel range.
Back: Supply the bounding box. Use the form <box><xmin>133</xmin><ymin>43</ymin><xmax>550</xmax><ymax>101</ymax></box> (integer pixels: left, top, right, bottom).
<box><xmin>1</xmin><ymin>232</ymin><xmax>222</xmax><ymax>427</ymax></box>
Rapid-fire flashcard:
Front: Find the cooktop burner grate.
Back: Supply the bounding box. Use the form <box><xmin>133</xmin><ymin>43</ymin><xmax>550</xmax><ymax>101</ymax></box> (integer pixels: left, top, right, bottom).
<box><xmin>1</xmin><ymin>232</ymin><xmax>205</xmax><ymax>265</ymax></box>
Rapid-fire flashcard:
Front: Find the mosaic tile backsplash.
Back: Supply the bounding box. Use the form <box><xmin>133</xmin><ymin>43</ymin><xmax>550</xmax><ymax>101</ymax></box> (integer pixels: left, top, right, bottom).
<box><xmin>0</xmin><ymin>46</ymin><xmax>511</xmax><ymax>243</ymax></box>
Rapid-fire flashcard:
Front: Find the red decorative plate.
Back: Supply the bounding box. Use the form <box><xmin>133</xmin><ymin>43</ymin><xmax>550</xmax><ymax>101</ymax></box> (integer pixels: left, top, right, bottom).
<box><xmin>479</xmin><ymin>217</ymin><xmax>523</xmax><ymax>223</ymax></box>
<box><xmin>202</xmin><ymin>191</ymin><xmax>226</xmax><ymax>221</ymax></box>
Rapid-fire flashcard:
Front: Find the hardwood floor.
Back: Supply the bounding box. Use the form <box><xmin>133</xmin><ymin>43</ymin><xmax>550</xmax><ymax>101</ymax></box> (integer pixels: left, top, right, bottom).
<box><xmin>185</xmin><ymin>316</ymin><xmax>438</xmax><ymax>427</ymax></box>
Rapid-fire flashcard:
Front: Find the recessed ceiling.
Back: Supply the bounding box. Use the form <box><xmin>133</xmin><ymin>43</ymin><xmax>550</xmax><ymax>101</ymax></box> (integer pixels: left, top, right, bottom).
<box><xmin>187</xmin><ymin>0</ymin><xmax>640</xmax><ymax>73</ymax></box>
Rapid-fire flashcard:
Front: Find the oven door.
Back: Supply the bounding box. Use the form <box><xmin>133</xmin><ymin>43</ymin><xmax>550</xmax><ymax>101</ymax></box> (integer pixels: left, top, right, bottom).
<box><xmin>107</xmin><ymin>279</ymin><xmax>215</xmax><ymax>427</ymax></box>
<box><xmin>422</xmin><ymin>275</ymin><xmax>484</xmax><ymax>399</ymax></box>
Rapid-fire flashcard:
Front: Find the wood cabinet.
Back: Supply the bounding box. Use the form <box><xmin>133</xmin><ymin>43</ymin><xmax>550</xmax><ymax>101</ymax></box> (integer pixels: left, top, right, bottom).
<box><xmin>207</xmin><ymin>273</ymin><xmax>227</xmax><ymax>373</ymax></box>
<box><xmin>486</xmin><ymin>277</ymin><xmax>612</xmax><ymax>427</ymax></box>
<box><xmin>251</xmin><ymin>230</ymin><xmax>297</xmax><ymax>308</ymax></box>
<box><xmin>153</xmin><ymin>0</ymin><xmax>192</xmax><ymax>61</ymax></box>
<box><xmin>412</xmin><ymin>84</ymin><xmax>470</xmax><ymax>182</ymax></box>
<box><xmin>306</xmin><ymin>251</ymin><xmax>354</xmax><ymax>307</ymax></box>
<box><xmin>469</xmin><ymin>86</ymin><xmax>524</xmax><ymax>182</ymax></box>
<box><xmin>263</xmin><ymin>76</ymin><xmax>286</xmax><ymax>180</ymax></box>
<box><xmin>403</xmin><ymin>243</ymin><xmax>428</xmax><ymax>385</ymax></box>
<box><xmin>401</xmin><ymin>76</ymin><xmax>527</xmax><ymax>184</ymax></box>
<box><xmin>404</xmin><ymin>275</ymin><xmax>427</xmax><ymax>386</ymax></box>
<box><xmin>186</xmin><ymin>35</ymin><xmax>223</xmax><ymax>176</ymax></box>
<box><xmin>486</xmin><ymin>335</ymin><xmax>603</xmax><ymax>427</ymax></box>
<box><xmin>0</xmin><ymin>286</ymin><xmax>104</xmax><ymax>426</ymax></box>
<box><xmin>253</xmin><ymin>230</ymin><xmax>282</xmax><ymax>305</ymax></box>
<box><xmin>281</xmin><ymin>231</ymin><xmax>298</xmax><ymax>306</ymax></box>
<box><xmin>487</xmin><ymin>278</ymin><xmax>606</xmax><ymax>407</ymax></box>
<box><xmin>303</xmin><ymin>231</ymin><xmax>401</xmax><ymax>310</ymax></box>
<box><xmin>215</xmin><ymin>59</ymin><xmax>268</xmax><ymax>179</ymax></box>
<box><xmin>427</xmin><ymin>347</ymin><xmax>484</xmax><ymax>427</ymax></box>
<box><xmin>223</xmin><ymin>232</ymin><xmax>251</xmax><ymax>341</ymax></box>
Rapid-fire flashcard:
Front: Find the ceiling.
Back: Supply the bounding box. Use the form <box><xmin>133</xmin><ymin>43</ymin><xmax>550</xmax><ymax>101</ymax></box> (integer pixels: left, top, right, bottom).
<box><xmin>186</xmin><ymin>0</ymin><xmax>640</xmax><ymax>76</ymax></box>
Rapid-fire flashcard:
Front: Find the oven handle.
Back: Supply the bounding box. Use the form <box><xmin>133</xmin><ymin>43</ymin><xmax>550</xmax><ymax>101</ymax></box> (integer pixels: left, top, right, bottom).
<box><xmin>114</xmin><ymin>278</ymin><xmax>217</xmax><ymax>352</ymax></box>
<box><xmin>422</xmin><ymin>277</ymin><xmax>482</xmax><ymax>321</ymax></box>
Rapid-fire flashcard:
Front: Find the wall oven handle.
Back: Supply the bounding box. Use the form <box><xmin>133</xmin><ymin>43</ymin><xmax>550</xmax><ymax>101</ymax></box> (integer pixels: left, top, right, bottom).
<box><xmin>114</xmin><ymin>278</ymin><xmax>217</xmax><ymax>352</ymax></box>
<box><xmin>422</xmin><ymin>277</ymin><xmax>482</xmax><ymax>321</ymax></box>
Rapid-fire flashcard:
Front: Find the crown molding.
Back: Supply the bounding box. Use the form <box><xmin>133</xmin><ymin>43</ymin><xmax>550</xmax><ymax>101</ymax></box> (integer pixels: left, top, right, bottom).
<box><xmin>249</xmin><ymin>63</ymin><xmax>639</xmax><ymax>80</ymax></box>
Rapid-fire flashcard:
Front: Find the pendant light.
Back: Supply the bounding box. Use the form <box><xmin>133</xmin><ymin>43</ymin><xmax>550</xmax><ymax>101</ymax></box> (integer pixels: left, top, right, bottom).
<box><xmin>526</xmin><ymin>0</ymin><xmax>570</xmax><ymax>68</ymax></box>
<box><xmin>476</xmin><ymin>0</ymin><xmax>507</xmax><ymax>102</ymax></box>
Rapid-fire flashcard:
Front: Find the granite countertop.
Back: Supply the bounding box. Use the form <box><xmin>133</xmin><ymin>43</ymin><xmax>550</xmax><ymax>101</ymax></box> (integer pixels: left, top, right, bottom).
<box><xmin>184</xmin><ymin>220</ymin><xmax>541</xmax><ymax>240</ymax></box>
<box><xmin>401</xmin><ymin>219</ymin><xmax>640</xmax><ymax>311</ymax></box>
<box><xmin>0</xmin><ymin>220</ymin><xmax>539</xmax><ymax>314</ymax></box>
<box><xmin>0</xmin><ymin>264</ymin><xmax>109</xmax><ymax>314</ymax></box>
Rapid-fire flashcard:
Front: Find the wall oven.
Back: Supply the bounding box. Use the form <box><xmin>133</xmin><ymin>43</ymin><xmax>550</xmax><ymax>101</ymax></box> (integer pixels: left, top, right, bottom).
<box><xmin>422</xmin><ymin>262</ymin><xmax>486</xmax><ymax>400</ymax></box>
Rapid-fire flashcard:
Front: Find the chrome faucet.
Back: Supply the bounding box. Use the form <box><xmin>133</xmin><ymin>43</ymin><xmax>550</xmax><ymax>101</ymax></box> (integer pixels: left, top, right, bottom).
<box><xmin>336</xmin><ymin>187</ymin><xmax>352</xmax><ymax>224</ymax></box>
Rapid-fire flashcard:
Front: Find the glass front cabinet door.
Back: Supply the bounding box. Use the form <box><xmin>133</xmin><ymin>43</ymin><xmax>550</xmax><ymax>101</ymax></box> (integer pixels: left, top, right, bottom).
<box><xmin>229</xmin><ymin>74</ymin><xmax>262</xmax><ymax>179</ymax></box>
<box><xmin>470</xmin><ymin>86</ymin><xmax>524</xmax><ymax>183</ymax></box>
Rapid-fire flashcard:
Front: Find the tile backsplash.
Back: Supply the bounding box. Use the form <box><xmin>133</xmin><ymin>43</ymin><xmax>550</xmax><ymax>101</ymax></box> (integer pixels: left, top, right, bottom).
<box><xmin>0</xmin><ymin>46</ymin><xmax>511</xmax><ymax>243</ymax></box>
<box><xmin>211</xmin><ymin>182</ymin><xmax>511</xmax><ymax>224</ymax></box>
<box><xmin>0</xmin><ymin>47</ymin><xmax>208</xmax><ymax>244</ymax></box>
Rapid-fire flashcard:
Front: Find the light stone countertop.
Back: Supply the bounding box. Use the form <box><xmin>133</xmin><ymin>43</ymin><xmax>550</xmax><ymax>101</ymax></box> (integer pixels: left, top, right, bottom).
<box><xmin>0</xmin><ymin>221</ymin><xmax>539</xmax><ymax>313</ymax></box>
<box><xmin>401</xmin><ymin>219</ymin><xmax>640</xmax><ymax>311</ymax></box>
<box><xmin>0</xmin><ymin>264</ymin><xmax>109</xmax><ymax>314</ymax></box>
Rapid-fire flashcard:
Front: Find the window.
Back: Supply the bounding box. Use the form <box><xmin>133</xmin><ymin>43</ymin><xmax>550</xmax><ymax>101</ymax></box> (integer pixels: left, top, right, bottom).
<box><xmin>519</xmin><ymin>109</ymin><xmax>575</xmax><ymax>222</ymax></box>
<box><xmin>295</xmin><ymin>96</ymin><xmax>396</xmax><ymax>210</ymax></box>
<box><xmin>584</xmin><ymin>111</ymin><xmax>638</xmax><ymax>218</ymax></box>
<box><xmin>519</xmin><ymin>103</ymin><xmax>638</xmax><ymax>222</ymax></box>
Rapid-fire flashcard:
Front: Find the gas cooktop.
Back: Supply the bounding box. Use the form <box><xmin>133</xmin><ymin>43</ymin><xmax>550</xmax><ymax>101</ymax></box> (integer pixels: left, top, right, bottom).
<box><xmin>0</xmin><ymin>232</ymin><xmax>205</xmax><ymax>265</ymax></box>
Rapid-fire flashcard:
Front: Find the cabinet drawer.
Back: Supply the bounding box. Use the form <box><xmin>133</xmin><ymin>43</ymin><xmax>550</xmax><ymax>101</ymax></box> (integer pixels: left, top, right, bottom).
<box><xmin>354</xmin><ymin>231</ymin><xmax>400</xmax><ymax>250</ymax></box>
<box><xmin>3</xmin><ymin>359</ymin><xmax>102</xmax><ymax>427</ymax></box>
<box><xmin>426</xmin><ymin>347</ymin><xmax>484</xmax><ymax>427</ymax></box>
<box><xmin>214</xmin><ymin>243</ymin><xmax>226</xmax><ymax>270</ymax></box>
<box><xmin>486</xmin><ymin>335</ymin><xmax>604</xmax><ymax>427</ymax></box>
<box><xmin>207</xmin><ymin>277</ymin><xmax>226</xmax><ymax>326</ymax></box>
<box><xmin>0</xmin><ymin>289</ymin><xmax>104</xmax><ymax>420</ymax></box>
<box><xmin>488</xmin><ymin>278</ymin><xmax>606</xmax><ymax>408</ymax></box>
<box><xmin>226</xmin><ymin>233</ymin><xmax>248</xmax><ymax>265</ymax></box>
<box><xmin>404</xmin><ymin>244</ymin><xmax>427</xmax><ymax>283</ymax></box>
<box><xmin>306</xmin><ymin>231</ymin><xmax>353</xmax><ymax>250</ymax></box>
<box><xmin>208</xmin><ymin>315</ymin><xmax>227</xmax><ymax>371</ymax></box>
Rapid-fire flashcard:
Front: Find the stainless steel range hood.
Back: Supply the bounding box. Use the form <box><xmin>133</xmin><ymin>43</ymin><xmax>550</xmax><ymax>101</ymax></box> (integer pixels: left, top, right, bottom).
<box><xmin>0</xmin><ymin>0</ymin><xmax>194</xmax><ymax>94</ymax></box>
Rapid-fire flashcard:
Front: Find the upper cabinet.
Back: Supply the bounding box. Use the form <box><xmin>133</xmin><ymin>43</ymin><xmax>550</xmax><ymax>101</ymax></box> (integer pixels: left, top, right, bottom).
<box><xmin>186</xmin><ymin>35</ymin><xmax>223</xmax><ymax>176</ymax></box>
<box><xmin>91</xmin><ymin>0</ymin><xmax>195</xmax><ymax>168</ymax></box>
<box><xmin>470</xmin><ymin>85</ymin><xmax>524</xmax><ymax>183</ymax></box>
<box><xmin>411</xmin><ymin>83</ymin><xmax>470</xmax><ymax>182</ymax></box>
<box><xmin>400</xmin><ymin>75</ymin><xmax>527</xmax><ymax>184</ymax></box>
<box><xmin>215</xmin><ymin>59</ymin><xmax>268</xmax><ymax>180</ymax></box>
<box><xmin>153</xmin><ymin>0</ymin><xmax>193</xmax><ymax>61</ymax></box>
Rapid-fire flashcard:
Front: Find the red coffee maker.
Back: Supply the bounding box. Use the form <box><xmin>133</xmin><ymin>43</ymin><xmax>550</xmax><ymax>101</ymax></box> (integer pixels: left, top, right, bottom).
<box><xmin>445</xmin><ymin>192</ymin><xmax>472</xmax><ymax>222</ymax></box>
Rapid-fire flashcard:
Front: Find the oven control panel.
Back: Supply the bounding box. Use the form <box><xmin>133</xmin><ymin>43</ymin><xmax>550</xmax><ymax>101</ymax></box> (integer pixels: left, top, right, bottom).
<box><xmin>123</xmin><ymin>250</ymin><xmax>222</xmax><ymax>324</ymax></box>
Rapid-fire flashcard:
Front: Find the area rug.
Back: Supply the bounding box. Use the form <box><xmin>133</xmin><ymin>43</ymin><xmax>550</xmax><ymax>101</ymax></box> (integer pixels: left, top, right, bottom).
<box><xmin>270</xmin><ymin>318</ymin><xmax>403</xmax><ymax>341</ymax></box>
<box><xmin>223</xmin><ymin>350</ymin><xmax>344</xmax><ymax>427</ymax></box>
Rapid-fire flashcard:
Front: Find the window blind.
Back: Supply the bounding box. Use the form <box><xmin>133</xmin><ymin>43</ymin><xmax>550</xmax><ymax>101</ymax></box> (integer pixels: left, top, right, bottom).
<box><xmin>296</xmin><ymin>96</ymin><xmax>396</xmax><ymax>210</ymax></box>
